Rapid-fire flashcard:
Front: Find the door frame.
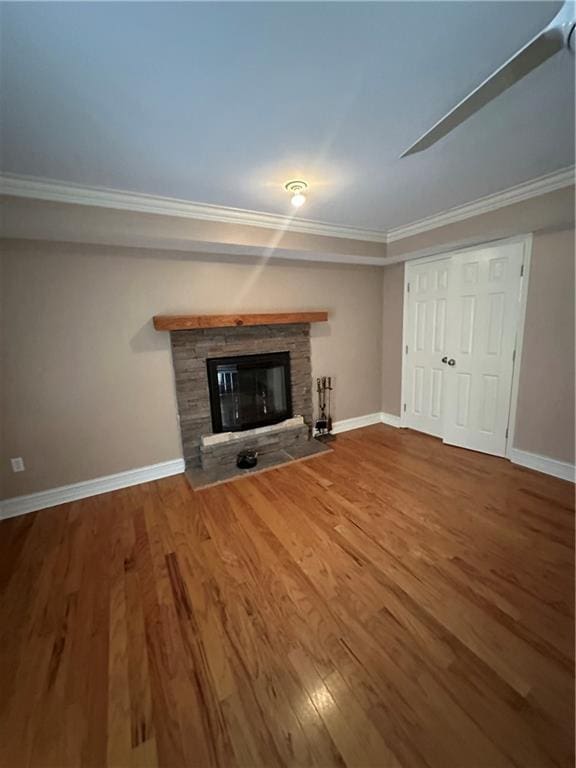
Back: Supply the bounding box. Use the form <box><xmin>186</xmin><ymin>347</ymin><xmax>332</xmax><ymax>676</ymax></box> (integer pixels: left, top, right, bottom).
<box><xmin>399</xmin><ymin>234</ymin><xmax>533</xmax><ymax>459</ymax></box>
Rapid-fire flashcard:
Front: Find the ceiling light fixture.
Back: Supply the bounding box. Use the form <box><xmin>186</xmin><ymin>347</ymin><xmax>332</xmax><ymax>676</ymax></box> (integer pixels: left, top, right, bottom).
<box><xmin>284</xmin><ymin>180</ymin><xmax>308</xmax><ymax>209</ymax></box>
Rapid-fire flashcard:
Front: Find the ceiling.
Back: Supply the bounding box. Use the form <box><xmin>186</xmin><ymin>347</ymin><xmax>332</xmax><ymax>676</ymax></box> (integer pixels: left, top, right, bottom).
<box><xmin>1</xmin><ymin>1</ymin><xmax>574</xmax><ymax>234</ymax></box>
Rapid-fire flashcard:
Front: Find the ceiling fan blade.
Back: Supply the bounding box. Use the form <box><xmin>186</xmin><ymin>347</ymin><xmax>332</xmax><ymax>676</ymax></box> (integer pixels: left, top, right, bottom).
<box><xmin>401</xmin><ymin>24</ymin><xmax>566</xmax><ymax>157</ymax></box>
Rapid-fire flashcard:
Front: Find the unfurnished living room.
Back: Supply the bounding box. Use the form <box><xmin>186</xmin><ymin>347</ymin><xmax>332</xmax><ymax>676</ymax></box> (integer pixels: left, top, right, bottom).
<box><xmin>0</xmin><ymin>2</ymin><xmax>575</xmax><ymax>767</ymax></box>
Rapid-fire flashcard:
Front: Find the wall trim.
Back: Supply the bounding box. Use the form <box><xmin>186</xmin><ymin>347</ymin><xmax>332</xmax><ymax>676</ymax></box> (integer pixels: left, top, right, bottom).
<box><xmin>2</xmin><ymin>168</ymin><xmax>572</xmax><ymax>253</ymax></box>
<box><xmin>332</xmin><ymin>412</ymin><xmax>384</xmax><ymax>434</ymax></box>
<box><xmin>380</xmin><ymin>412</ymin><xmax>402</xmax><ymax>428</ymax></box>
<box><xmin>3</xmin><ymin>426</ymin><xmax>570</xmax><ymax>521</ymax></box>
<box><xmin>1</xmin><ymin>416</ymin><xmax>399</xmax><ymax>519</ymax></box>
<box><xmin>332</xmin><ymin>411</ymin><xmax>401</xmax><ymax>434</ymax></box>
<box><xmin>386</xmin><ymin>167</ymin><xmax>574</xmax><ymax>243</ymax></box>
<box><xmin>0</xmin><ymin>459</ymin><xmax>185</xmax><ymax>520</ymax></box>
<box><xmin>509</xmin><ymin>448</ymin><xmax>575</xmax><ymax>483</ymax></box>
<box><xmin>505</xmin><ymin>235</ymin><xmax>533</xmax><ymax>459</ymax></box>
<box><xmin>0</xmin><ymin>173</ymin><xmax>388</xmax><ymax>244</ymax></box>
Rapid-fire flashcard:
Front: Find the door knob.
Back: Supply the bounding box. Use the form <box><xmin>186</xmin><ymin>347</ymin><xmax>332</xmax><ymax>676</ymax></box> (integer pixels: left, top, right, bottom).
<box><xmin>448</xmin><ymin>358</ymin><xmax>456</xmax><ymax>366</ymax></box>
<box><xmin>441</xmin><ymin>356</ymin><xmax>448</xmax><ymax>364</ymax></box>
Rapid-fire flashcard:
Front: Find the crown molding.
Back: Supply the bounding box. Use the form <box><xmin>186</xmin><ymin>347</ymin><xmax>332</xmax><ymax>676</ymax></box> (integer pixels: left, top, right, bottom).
<box><xmin>386</xmin><ymin>167</ymin><xmax>575</xmax><ymax>243</ymax></box>
<box><xmin>2</xmin><ymin>167</ymin><xmax>573</xmax><ymax>251</ymax></box>
<box><xmin>0</xmin><ymin>173</ymin><xmax>388</xmax><ymax>244</ymax></box>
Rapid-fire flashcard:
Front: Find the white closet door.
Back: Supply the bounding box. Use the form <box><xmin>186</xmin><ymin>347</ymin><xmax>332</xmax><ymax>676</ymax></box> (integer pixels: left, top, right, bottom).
<box><xmin>443</xmin><ymin>242</ymin><xmax>524</xmax><ymax>456</ymax></box>
<box><xmin>403</xmin><ymin>258</ymin><xmax>450</xmax><ymax>437</ymax></box>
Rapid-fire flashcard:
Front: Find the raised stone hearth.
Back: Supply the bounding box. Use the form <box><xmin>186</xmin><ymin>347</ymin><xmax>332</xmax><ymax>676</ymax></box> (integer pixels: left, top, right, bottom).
<box><xmin>200</xmin><ymin>416</ymin><xmax>309</xmax><ymax>471</ymax></box>
<box><xmin>188</xmin><ymin>431</ymin><xmax>329</xmax><ymax>489</ymax></box>
<box><xmin>161</xmin><ymin>315</ymin><xmax>330</xmax><ymax>488</ymax></box>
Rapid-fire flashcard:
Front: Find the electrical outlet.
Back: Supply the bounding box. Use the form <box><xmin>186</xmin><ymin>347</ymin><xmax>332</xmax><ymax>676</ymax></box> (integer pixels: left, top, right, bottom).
<box><xmin>11</xmin><ymin>457</ymin><xmax>25</xmax><ymax>473</ymax></box>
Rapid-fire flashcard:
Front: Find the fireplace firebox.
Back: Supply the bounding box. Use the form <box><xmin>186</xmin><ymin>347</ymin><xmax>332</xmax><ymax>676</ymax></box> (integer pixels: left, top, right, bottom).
<box><xmin>206</xmin><ymin>352</ymin><xmax>292</xmax><ymax>433</ymax></box>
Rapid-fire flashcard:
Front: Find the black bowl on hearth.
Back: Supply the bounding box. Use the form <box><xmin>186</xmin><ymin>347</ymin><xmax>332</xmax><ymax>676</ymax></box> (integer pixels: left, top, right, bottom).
<box><xmin>237</xmin><ymin>449</ymin><xmax>258</xmax><ymax>470</ymax></box>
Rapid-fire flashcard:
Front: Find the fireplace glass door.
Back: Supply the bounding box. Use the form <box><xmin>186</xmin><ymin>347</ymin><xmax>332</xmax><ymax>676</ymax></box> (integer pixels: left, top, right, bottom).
<box><xmin>206</xmin><ymin>352</ymin><xmax>292</xmax><ymax>433</ymax></box>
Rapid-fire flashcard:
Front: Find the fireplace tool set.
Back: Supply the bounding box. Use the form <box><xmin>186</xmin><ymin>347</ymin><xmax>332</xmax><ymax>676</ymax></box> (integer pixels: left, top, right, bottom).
<box><xmin>314</xmin><ymin>376</ymin><xmax>334</xmax><ymax>440</ymax></box>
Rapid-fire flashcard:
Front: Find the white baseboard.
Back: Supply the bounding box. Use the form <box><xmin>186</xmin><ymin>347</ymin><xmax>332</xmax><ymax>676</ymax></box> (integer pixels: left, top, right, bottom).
<box><xmin>5</xmin><ymin>432</ymin><xmax>569</xmax><ymax>522</ymax></box>
<box><xmin>0</xmin><ymin>415</ymin><xmax>398</xmax><ymax>519</ymax></box>
<box><xmin>380</xmin><ymin>412</ymin><xmax>402</xmax><ymax>428</ymax></box>
<box><xmin>509</xmin><ymin>448</ymin><xmax>575</xmax><ymax>483</ymax></box>
<box><xmin>332</xmin><ymin>411</ymin><xmax>401</xmax><ymax>434</ymax></box>
<box><xmin>0</xmin><ymin>458</ymin><xmax>185</xmax><ymax>520</ymax></box>
<box><xmin>333</xmin><ymin>417</ymin><xmax>574</xmax><ymax>482</ymax></box>
<box><xmin>332</xmin><ymin>412</ymin><xmax>383</xmax><ymax>434</ymax></box>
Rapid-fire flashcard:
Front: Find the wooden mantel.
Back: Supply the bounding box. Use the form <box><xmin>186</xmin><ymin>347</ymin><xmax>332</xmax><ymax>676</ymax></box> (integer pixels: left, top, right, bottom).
<box><xmin>153</xmin><ymin>311</ymin><xmax>328</xmax><ymax>331</ymax></box>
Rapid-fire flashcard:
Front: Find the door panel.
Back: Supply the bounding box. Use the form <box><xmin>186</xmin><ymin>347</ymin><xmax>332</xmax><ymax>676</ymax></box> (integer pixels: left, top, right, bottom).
<box><xmin>404</xmin><ymin>258</ymin><xmax>450</xmax><ymax>437</ymax></box>
<box><xmin>432</xmin><ymin>299</ymin><xmax>446</xmax><ymax>352</ymax></box>
<box><xmin>459</xmin><ymin>296</ymin><xmax>476</xmax><ymax>353</ymax></box>
<box><xmin>413</xmin><ymin>366</ymin><xmax>424</xmax><ymax>414</ymax></box>
<box><xmin>430</xmin><ymin>368</ymin><xmax>443</xmax><ymax>417</ymax></box>
<box><xmin>443</xmin><ymin>243</ymin><xmax>524</xmax><ymax>456</ymax></box>
<box><xmin>455</xmin><ymin>373</ymin><xmax>472</xmax><ymax>427</ymax></box>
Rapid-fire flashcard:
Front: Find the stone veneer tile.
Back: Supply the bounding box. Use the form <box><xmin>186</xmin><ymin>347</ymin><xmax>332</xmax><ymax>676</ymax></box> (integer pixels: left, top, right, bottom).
<box><xmin>169</xmin><ymin>324</ymin><xmax>314</xmax><ymax>468</ymax></box>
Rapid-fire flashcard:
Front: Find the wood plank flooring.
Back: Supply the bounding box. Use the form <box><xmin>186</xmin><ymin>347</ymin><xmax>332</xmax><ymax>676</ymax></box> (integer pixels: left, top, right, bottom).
<box><xmin>0</xmin><ymin>425</ymin><xmax>574</xmax><ymax>768</ymax></box>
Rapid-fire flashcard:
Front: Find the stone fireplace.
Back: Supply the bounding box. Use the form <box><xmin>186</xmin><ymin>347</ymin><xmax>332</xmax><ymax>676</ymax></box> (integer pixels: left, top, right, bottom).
<box><xmin>154</xmin><ymin>312</ymin><xmax>330</xmax><ymax>487</ymax></box>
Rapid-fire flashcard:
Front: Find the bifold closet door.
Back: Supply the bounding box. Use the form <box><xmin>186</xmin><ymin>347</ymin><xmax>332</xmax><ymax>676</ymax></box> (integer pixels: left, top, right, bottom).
<box><xmin>442</xmin><ymin>242</ymin><xmax>524</xmax><ymax>456</ymax></box>
<box><xmin>403</xmin><ymin>258</ymin><xmax>451</xmax><ymax>438</ymax></box>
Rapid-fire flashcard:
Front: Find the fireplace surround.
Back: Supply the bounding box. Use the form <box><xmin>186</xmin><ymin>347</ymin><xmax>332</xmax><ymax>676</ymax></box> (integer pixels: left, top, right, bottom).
<box><xmin>156</xmin><ymin>313</ymin><xmax>330</xmax><ymax>486</ymax></box>
<box><xmin>169</xmin><ymin>322</ymin><xmax>313</xmax><ymax>467</ymax></box>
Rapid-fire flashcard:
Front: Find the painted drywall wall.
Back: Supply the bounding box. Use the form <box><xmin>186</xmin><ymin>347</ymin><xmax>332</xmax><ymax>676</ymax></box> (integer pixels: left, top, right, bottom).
<box><xmin>381</xmin><ymin>263</ymin><xmax>404</xmax><ymax>416</ymax></box>
<box><xmin>1</xmin><ymin>197</ymin><xmax>387</xmax><ymax>262</ymax></box>
<box><xmin>1</xmin><ymin>240</ymin><xmax>383</xmax><ymax>498</ymax></box>
<box><xmin>387</xmin><ymin>187</ymin><xmax>575</xmax><ymax>261</ymax></box>
<box><xmin>2</xmin><ymin>222</ymin><xmax>573</xmax><ymax>500</ymax></box>
<box><xmin>0</xmin><ymin>249</ymin><xmax>4</xmax><ymax>500</ymax></box>
<box><xmin>514</xmin><ymin>229</ymin><xmax>575</xmax><ymax>463</ymax></box>
<box><xmin>381</xmin><ymin>228</ymin><xmax>575</xmax><ymax>463</ymax></box>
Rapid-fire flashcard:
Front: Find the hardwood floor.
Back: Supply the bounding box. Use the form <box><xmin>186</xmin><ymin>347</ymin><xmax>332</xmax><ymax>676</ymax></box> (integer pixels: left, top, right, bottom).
<box><xmin>1</xmin><ymin>425</ymin><xmax>574</xmax><ymax>768</ymax></box>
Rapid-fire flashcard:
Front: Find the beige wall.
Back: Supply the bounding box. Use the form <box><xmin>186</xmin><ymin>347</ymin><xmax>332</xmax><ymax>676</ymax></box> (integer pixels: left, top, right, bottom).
<box><xmin>2</xmin><ymin>197</ymin><xmax>387</xmax><ymax>262</ymax></box>
<box><xmin>0</xmin><ymin>248</ymin><xmax>4</xmax><ymax>499</ymax></box>
<box><xmin>387</xmin><ymin>187</ymin><xmax>575</xmax><ymax>261</ymax></box>
<box><xmin>381</xmin><ymin>263</ymin><xmax>404</xmax><ymax>416</ymax></box>
<box><xmin>2</xmin><ymin>222</ymin><xmax>574</xmax><ymax>500</ymax></box>
<box><xmin>1</xmin><ymin>240</ymin><xmax>383</xmax><ymax>498</ymax></box>
<box><xmin>381</xmin><ymin>228</ymin><xmax>575</xmax><ymax>463</ymax></box>
<box><xmin>514</xmin><ymin>229</ymin><xmax>575</xmax><ymax>463</ymax></box>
